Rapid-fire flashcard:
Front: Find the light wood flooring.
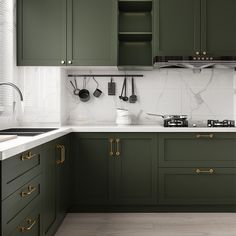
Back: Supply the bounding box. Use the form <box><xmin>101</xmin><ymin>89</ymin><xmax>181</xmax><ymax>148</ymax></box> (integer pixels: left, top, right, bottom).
<box><xmin>55</xmin><ymin>213</ymin><xmax>236</xmax><ymax>236</ymax></box>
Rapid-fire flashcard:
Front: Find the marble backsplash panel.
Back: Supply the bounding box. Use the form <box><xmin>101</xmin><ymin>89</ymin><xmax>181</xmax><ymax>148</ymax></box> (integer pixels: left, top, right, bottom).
<box><xmin>64</xmin><ymin>68</ymin><xmax>235</xmax><ymax>126</ymax></box>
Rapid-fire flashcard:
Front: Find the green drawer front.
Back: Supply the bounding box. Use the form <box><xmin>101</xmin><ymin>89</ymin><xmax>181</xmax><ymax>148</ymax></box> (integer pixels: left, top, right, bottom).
<box><xmin>159</xmin><ymin>133</ymin><xmax>236</xmax><ymax>167</ymax></box>
<box><xmin>2</xmin><ymin>197</ymin><xmax>41</xmax><ymax>236</ymax></box>
<box><xmin>159</xmin><ymin>168</ymin><xmax>236</xmax><ymax>205</ymax></box>
<box><xmin>2</xmin><ymin>175</ymin><xmax>41</xmax><ymax>226</ymax></box>
<box><xmin>2</xmin><ymin>147</ymin><xmax>42</xmax><ymax>200</ymax></box>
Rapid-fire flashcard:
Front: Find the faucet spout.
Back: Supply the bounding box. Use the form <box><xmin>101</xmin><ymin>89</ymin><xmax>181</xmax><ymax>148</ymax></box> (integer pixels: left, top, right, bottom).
<box><xmin>0</xmin><ymin>82</ymin><xmax>24</xmax><ymax>101</ymax></box>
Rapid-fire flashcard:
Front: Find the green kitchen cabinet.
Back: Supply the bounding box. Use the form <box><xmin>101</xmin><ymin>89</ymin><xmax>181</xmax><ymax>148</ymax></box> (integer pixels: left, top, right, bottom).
<box><xmin>201</xmin><ymin>0</ymin><xmax>236</xmax><ymax>57</ymax></box>
<box><xmin>71</xmin><ymin>133</ymin><xmax>158</xmax><ymax>207</ymax></box>
<box><xmin>42</xmin><ymin>135</ymin><xmax>70</xmax><ymax>236</ymax></box>
<box><xmin>154</xmin><ymin>0</ymin><xmax>201</xmax><ymax>56</ymax></box>
<box><xmin>17</xmin><ymin>0</ymin><xmax>117</xmax><ymax>66</ymax></box>
<box><xmin>67</xmin><ymin>0</ymin><xmax>117</xmax><ymax>66</ymax></box>
<box><xmin>55</xmin><ymin>136</ymin><xmax>70</xmax><ymax>227</ymax></box>
<box><xmin>42</xmin><ymin>143</ymin><xmax>57</xmax><ymax>236</ymax></box>
<box><xmin>71</xmin><ymin>133</ymin><xmax>113</xmax><ymax>206</ymax></box>
<box><xmin>113</xmin><ymin>133</ymin><xmax>157</xmax><ymax>205</ymax></box>
<box><xmin>154</xmin><ymin>0</ymin><xmax>236</xmax><ymax>58</ymax></box>
<box><xmin>159</xmin><ymin>168</ymin><xmax>236</xmax><ymax>205</ymax></box>
<box><xmin>17</xmin><ymin>0</ymin><xmax>67</xmax><ymax>66</ymax></box>
<box><xmin>159</xmin><ymin>133</ymin><xmax>236</xmax><ymax>168</ymax></box>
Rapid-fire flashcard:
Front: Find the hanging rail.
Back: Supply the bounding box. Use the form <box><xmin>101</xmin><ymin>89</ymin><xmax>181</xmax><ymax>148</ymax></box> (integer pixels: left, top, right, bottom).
<box><xmin>68</xmin><ymin>74</ymin><xmax>143</xmax><ymax>78</ymax></box>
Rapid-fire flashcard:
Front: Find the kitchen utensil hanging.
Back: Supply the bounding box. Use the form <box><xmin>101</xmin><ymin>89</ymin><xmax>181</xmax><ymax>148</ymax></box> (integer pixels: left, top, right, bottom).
<box><xmin>70</xmin><ymin>78</ymin><xmax>80</xmax><ymax>96</ymax></box>
<box><xmin>78</xmin><ymin>77</ymin><xmax>90</xmax><ymax>102</ymax></box>
<box><xmin>108</xmin><ymin>77</ymin><xmax>116</xmax><ymax>96</ymax></box>
<box><xmin>129</xmin><ymin>77</ymin><xmax>137</xmax><ymax>103</ymax></box>
<box><xmin>92</xmin><ymin>77</ymin><xmax>103</xmax><ymax>98</ymax></box>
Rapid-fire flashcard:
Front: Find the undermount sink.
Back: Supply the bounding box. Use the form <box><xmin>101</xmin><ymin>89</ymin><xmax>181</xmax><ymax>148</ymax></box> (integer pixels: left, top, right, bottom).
<box><xmin>0</xmin><ymin>128</ymin><xmax>58</xmax><ymax>136</ymax></box>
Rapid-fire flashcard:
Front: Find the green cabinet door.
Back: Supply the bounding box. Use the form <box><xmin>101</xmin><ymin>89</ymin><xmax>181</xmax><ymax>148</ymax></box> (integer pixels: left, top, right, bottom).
<box><xmin>113</xmin><ymin>133</ymin><xmax>158</xmax><ymax>205</ymax></box>
<box><xmin>72</xmin><ymin>133</ymin><xmax>113</xmax><ymax>206</ymax></box>
<box><xmin>42</xmin><ymin>142</ymin><xmax>57</xmax><ymax>236</ymax></box>
<box><xmin>159</xmin><ymin>168</ymin><xmax>236</xmax><ymax>205</ymax></box>
<box><xmin>154</xmin><ymin>0</ymin><xmax>201</xmax><ymax>56</ymax></box>
<box><xmin>67</xmin><ymin>0</ymin><xmax>117</xmax><ymax>66</ymax></box>
<box><xmin>55</xmin><ymin>136</ymin><xmax>70</xmax><ymax>225</ymax></box>
<box><xmin>201</xmin><ymin>0</ymin><xmax>236</xmax><ymax>56</ymax></box>
<box><xmin>17</xmin><ymin>0</ymin><xmax>67</xmax><ymax>66</ymax></box>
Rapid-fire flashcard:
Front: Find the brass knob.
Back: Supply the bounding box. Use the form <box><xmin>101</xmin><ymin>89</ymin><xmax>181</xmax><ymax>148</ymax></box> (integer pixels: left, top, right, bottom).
<box><xmin>61</xmin><ymin>60</ymin><xmax>65</xmax><ymax>65</ymax></box>
<box><xmin>68</xmin><ymin>60</ymin><xmax>72</xmax><ymax>64</ymax></box>
<box><xmin>196</xmin><ymin>52</ymin><xmax>200</xmax><ymax>55</ymax></box>
<box><xmin>203</xmin><ymin>51</ymin><xmax>207</xmax><ymax>55</ymax></box>
<box><xmin>210</xmin><ymin>57</ymin><xmax>213</xmax><ymax>60</ymax></box>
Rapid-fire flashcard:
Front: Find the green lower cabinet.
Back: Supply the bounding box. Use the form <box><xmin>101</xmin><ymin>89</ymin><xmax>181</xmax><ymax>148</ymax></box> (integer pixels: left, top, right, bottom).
<box><xmin>55</xmin><ymin>136</ymin><xmax>70</xmax><ymax>225</ymax></box>
<box><xmin>72</xmin><ymin>133</ymin><xmax>158</xmax><ymax>207</ymax></box>
<box><xmin>159</xmin><ymin>133</ymin><xmax>236</xmax><ymax>167</ymax></box>
<box><xmin>72</xmin><ymin>133</ymin><xmax>112</xmax><ymax>205</ymax></box>
<box><xmin>113</xmin><ymin>133</ymin><xmax>157</xmax><ymax>205</ymax></box>
<box><xmin>42</xmin><ymin>143</ymin><xmax>57</xmax><ymax>236</ymax></box>
<box><xmin>42</xmin><ymin>135</ymin><xmax>70</xmax><ymax>236</ymax></box>
<box><xmin>159</xmin><ymin>168</ymin><xmax>236</xmax><ymax>205</ymax></box>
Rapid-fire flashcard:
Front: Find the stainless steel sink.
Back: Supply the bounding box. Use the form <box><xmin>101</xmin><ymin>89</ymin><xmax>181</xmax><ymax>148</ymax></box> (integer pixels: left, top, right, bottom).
<box><xmin>0</xmin><ymin>128</ymin><xmax>58</xmax><ymax>136</ymax></box>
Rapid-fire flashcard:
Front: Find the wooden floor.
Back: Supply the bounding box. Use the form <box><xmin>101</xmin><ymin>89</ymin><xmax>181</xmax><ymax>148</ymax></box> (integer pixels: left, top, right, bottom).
<box><xmin>55</xmin><ymin>213</ymin><xmax>236</xmax><ymax>236</ymax></box>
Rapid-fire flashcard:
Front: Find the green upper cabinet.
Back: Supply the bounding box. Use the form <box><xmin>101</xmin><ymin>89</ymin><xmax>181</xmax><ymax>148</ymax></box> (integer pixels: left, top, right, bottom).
<box><xmin>201</xmin><ymin>0</ymin><xmax>236</xmax><ymax>57</ymax></box>
<box><xmin>154</xmin><ymin>0</ymin><xmax>201</xmax><ymax>56</ymax></box>
<box><xmin>17</xmin><ymin>0</ymin><xmax>67</xmax><ymax>66</ymax></box>
<box><xmin>154</xmin><ymin>0</ymin><xmax>236</xmax><ymax>58</ymax></box>
<box><xmin>17</xmin><ymin>0</ymin><xmax>117</xmax><ymax>66</ymax></box>
<box><xmin>67</xmin><ymin>0</ymin><xmax>117</xmax><ymax>66</ymax></box>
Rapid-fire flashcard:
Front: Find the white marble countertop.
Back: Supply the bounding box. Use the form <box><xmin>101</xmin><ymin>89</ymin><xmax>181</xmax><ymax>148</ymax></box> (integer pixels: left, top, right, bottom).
<box><xmin>1</xmin><ymin>124</ymin><xmax>236</xmax><ymax>160</ymax></box>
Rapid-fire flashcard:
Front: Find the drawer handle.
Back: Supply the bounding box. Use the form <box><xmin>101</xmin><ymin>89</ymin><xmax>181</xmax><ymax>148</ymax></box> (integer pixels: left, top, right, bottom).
<box><xmin>196</xmin><ymin>168</ymin><xmax>214</xmax><ymax>174</ymax></box>
<box><xmin>196</xmin><ymin>134</ymin><xmax>214</xmax><ymax>139</ymax></box>
<box><xmin>20</xmin><ymin>152</ymin><xmax>36</xmax><ymax>161</ymax></box>
<box><xmin>56</xmin><ymin>145</ymin><xmax>65</xmax><ymax>164</ymax></box>
<box><xmin>18</xmin><ymin>218</ymin><xmax>36</xmax><ymax>232</ymax></box>
<box><xmin>20</xmin><ymin>185</ymin><xmax>36</xmax><ymax>198</ymax></box>
<box><xmin>109</xmin><ymin>138</ymin><xmax>114</xmax><ymax>156</ymax></box>
<box><xmin>116</xmin><ymin>138</ymin><xmax>120</xmax><ymax>157</ymax></box>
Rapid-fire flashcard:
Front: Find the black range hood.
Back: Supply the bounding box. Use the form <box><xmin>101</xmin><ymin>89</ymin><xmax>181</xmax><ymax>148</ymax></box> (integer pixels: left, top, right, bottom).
<box><xmin>153</xmin><ymin>56</ymin><xmax>236</xmax><ymax>70</ymax></box>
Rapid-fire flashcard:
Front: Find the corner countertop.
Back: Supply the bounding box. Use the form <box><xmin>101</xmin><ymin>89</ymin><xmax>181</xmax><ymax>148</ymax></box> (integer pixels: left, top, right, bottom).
<box><xmin>1</xmin><ymin>124</ymin><xmax>236</xmax><ymax>161</ymax></box>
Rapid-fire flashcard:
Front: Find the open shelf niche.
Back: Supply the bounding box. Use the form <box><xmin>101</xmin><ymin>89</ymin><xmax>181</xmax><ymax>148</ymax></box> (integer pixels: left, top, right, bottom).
<box><xmin>118</xmin><ymin>0</ymin><xmax>153</xmax><ymax>67</ymax></box>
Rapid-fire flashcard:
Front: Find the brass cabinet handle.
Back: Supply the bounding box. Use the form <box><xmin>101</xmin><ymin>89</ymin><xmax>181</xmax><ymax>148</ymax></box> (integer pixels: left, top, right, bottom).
<box><xmin>195</xmin><ymin>51</ymin><xmax>200</xmax><ymax>55</ymax></box>
<box><xmin>20</xmin><ymin>185</ymin><xmax>36</xmax><ymax>198</ymax></box>
<box><xmin>20</xmin><ymin>152</ymin><xmax>36</xmax><ymax>161</ymax></box>
<box><xmin>196</xmin><ymin>168</ymin><xmax>214</xmax><ymax>174</ymax></box>
<box><xmin>115</xmin><ymin>138</ymin><xmax>120</xmax><ymax>157</ymax></box>
<box><xmin>56</xmin><ymin>145</ymin><xmax>65</xmax><ymax>164</ymax></box>
<box><xmin>18</xmin><ymin>218</ymin><xmax>36</xmax><ymax>232</ymax></box>
<box><xmin>202</xmin><ymin>51</ymin><xmax>207</xmax><ymax>55</ymax></box>
<box><xmin>196</xmin><ymin>134</ymin><xmax>214</xmax><ymax>139</ymax></box>
<box><xmin>109</xmin><ymin>138</ymin><xmax>114</xmax><ymax>156</ymax></box>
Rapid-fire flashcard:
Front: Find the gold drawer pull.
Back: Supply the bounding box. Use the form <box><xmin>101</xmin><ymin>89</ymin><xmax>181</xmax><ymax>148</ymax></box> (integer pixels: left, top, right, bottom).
<box><xmin>20</xmin><ymin>152</ymin><xmax>36</xmax><ymax>161</ymax></box>
<box><xmin>109</xmin><ymin>138</ymin><xmax>114</xmax><ymax>156</ymax></box>
<box><xmin>196</xmin><ymin>168</ymin><xmax>214</xmax><ymax>174</ymax></box>
<box><xmin>20</xmin><ymin>185</ymin><xmax>36</xmax><ymax>198</ymax></box>
<box><xmin>56</xmin><ymin>145</ymin><xmax>65</xmax><ymax>164</ymax></box>
<box><xmin>18</xmin><ymin>218</ymin><xmax>36</xmax><ymax>232</ymax></box>
<box><xmin>196</xmin><ymin>134</ymin><xmax>214</xmax><ymax>139</ymax></box>
<box><xmin>116</xmin><ymin>138</ymin><xmax>120</xmax><ymax>157</ymax></box>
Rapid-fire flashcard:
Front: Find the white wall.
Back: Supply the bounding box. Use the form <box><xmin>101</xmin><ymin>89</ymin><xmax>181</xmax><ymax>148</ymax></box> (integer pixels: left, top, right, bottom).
<box><xmin>0</xmin><ymin>0</ymin><xmax>19</xmax><ymax>129</ymax></box>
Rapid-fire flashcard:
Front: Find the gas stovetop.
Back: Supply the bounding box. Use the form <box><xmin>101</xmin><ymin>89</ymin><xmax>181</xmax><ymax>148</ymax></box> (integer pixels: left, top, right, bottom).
<box><xmin>164</xmin><ymin>119</ymin><xmax>235</xmax><ymax>128</ymax></box>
